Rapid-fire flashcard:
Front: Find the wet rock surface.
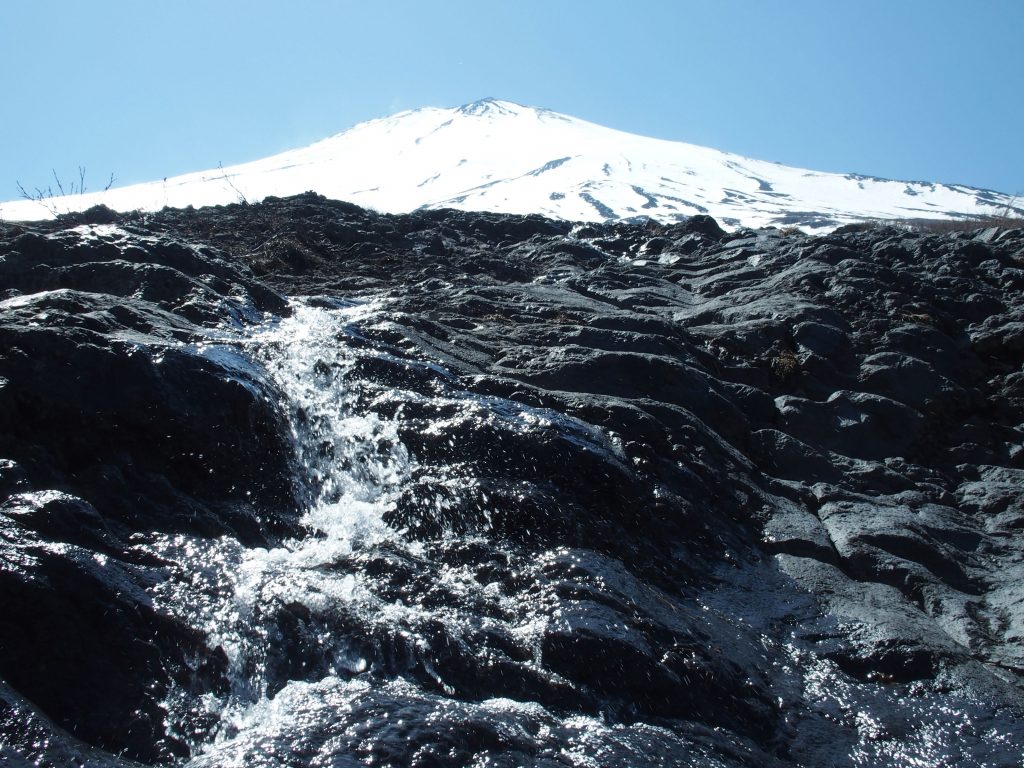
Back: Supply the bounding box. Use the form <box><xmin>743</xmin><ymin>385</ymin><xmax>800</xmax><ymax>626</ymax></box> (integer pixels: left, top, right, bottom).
<box><xmin>1</xmin><ymin>195</ymin><xmax>1022</xmax><ymax>766</ymax></box>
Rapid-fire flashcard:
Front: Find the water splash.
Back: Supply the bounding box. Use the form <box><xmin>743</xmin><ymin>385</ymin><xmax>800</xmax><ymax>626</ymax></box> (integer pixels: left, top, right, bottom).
<box><xmin>246</xmin><ymin>301</ymin><xmax>411</xmax><ymax>561</ymax></box>
<box><xmin>149</xmin><ymin>301</ymin><xmax>417</xmax><ymax>745</ymax></box>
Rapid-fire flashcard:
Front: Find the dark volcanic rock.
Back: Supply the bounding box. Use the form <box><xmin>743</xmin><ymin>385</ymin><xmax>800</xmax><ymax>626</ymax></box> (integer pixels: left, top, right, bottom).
<box><xmin>0</xmin><ymin>220</ymin><xmax>300</xmax><ymax>761</ymax></box>
<box><xmin>1</xmin><ymin>196</ymin><xmax>1023</xmax><ymax>766</ymax></box>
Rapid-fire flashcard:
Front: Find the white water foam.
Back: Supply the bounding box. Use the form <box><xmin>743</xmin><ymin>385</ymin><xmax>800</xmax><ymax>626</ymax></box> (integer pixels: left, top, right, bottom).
<box><xmin>221</xmin><ymin>302</ymin><xmax>413</xmax><ymax>700</ymax></box>
<box><xmin>149</xmin><ymin>301</ymin><xmax>418</xmax><ymax>747</ymax></box>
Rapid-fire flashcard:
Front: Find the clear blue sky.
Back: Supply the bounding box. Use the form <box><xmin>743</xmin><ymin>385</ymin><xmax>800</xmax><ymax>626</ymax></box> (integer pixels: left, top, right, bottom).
<box><xmin>2</xmin><ymin>0</ymin><xmax>1021</xmax><ymax>198</ymax></box>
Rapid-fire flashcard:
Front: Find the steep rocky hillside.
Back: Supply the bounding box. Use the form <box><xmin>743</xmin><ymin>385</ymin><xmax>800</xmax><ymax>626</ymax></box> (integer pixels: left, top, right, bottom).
<box><xmin>1</xmin><ymin>195</ymin><xmax>1022</xmax><ymax>766</ymax></box>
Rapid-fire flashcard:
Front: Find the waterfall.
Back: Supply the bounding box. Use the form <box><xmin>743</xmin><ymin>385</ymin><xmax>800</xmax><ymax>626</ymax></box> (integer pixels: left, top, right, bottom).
<box><xmin>246</xmin><ymin>300</ymin><xmax>411</xmax><ymax>561</ymax></box>
<box><xmin>153</xmin><ymin>300</ymin><xmax>418</xmax><ymax>748</ymax></box>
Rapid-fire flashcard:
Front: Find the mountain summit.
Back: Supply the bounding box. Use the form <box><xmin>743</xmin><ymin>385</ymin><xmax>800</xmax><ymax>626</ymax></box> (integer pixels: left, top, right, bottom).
<box><xmin>3</xmin><ymin>98</ymin><xmax>1017</xmax><ymax>229</ymax></box>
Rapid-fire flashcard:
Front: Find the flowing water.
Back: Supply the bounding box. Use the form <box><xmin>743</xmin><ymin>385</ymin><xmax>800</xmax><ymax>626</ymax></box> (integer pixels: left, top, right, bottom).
<box><xmin>144</xmin><ymin>301</ymin><xmax>645</xmax><ymax>765</ymax></box>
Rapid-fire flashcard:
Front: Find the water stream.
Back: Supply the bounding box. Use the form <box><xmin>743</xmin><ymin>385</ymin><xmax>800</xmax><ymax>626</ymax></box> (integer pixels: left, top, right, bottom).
<box><xmin>147</xmin><ymin>301</ymin><xmax>589</xmax><ymax>762</ymax></box>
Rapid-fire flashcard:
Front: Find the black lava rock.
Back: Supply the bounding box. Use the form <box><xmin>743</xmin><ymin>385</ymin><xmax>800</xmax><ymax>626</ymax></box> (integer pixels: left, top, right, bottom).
<box><xmin>1</xmin><ymin>198</ymin><xmax>1022</xmax><ymax>767</ymax></box>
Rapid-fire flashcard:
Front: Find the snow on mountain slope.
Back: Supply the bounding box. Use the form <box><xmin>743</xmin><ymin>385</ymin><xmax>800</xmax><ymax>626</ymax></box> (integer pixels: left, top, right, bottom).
<box><xmin>2</xmin><ymin>98</ymin><xmax>1017</xmax><ymax>230</ymax></box>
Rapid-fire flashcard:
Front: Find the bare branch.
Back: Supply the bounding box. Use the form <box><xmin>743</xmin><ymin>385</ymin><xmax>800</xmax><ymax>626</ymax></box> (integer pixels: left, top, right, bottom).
<box><xmin>52</xmin><ymin>169</ymin><xmax>66</xmax><ymax>197</ymax></box>
<box><xmin>217</xmin><ymin>161</ymin><xmax>248</xmax><ymax>206</ymax></box>
<box><xmin>16</xmin><ymin>179</ymin><xmax>61</xmax><ymax>216</ymax></box>
<box><xmin>15</xmin><ymin>167</ymin><xmax>118</xmax><ymax>216</ymax></box>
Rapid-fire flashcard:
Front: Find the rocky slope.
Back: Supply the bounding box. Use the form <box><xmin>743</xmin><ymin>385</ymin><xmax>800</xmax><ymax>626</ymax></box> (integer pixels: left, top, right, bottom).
<box><xmin>1</xmin><ymin>195</ymin><xmax>1022</xmax><ymax>766</ymax></box>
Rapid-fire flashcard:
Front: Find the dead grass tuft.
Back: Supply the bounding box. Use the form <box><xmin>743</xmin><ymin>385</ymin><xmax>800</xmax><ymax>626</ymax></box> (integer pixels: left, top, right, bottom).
<box><xmin>772</xmin><ymin>350</ymin><xmax>800</xmax><ymax>380</ymax></box>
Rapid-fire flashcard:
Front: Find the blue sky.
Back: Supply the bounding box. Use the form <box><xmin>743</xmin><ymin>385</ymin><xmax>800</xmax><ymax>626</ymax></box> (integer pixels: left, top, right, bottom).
<box><xmin>2</xmin><ymin>1</ymin><xmax>1021</xmax><ymax>199</ymax></box>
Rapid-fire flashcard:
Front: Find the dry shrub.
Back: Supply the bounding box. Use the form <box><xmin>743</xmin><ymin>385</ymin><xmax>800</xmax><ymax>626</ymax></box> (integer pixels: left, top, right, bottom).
<box><xmin>772</xmin><ymin>350</ymin><xmax>800</xmax><ymax>380</ymax></box>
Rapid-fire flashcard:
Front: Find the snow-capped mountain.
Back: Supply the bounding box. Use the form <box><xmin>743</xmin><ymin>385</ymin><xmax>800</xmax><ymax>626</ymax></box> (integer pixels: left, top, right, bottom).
<box><xmin>3</xmin><ymin>98</ymin><xmax>1017</xmax><ymax>230</ymax></box>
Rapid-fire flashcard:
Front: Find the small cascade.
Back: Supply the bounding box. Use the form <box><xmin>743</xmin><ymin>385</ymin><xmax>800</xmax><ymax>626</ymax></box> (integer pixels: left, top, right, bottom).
<box><xmin>152</xmin><ymin>299</ymin><xmax>634</xmax><ymax>761</ymax></box>
<box><xmin>157</xmin><ymin>300</ymin><xmax>560</xmax><ymax>756</ymax></box>
<box><xmin>246</xmin><ymin>301</ymin><xmax>411</xmax><ymax>562</ymax></box>
<box><xmin>153</xmin><ymin>300</ymin><xmax>419</xmax><ymax>747</ymax></box>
